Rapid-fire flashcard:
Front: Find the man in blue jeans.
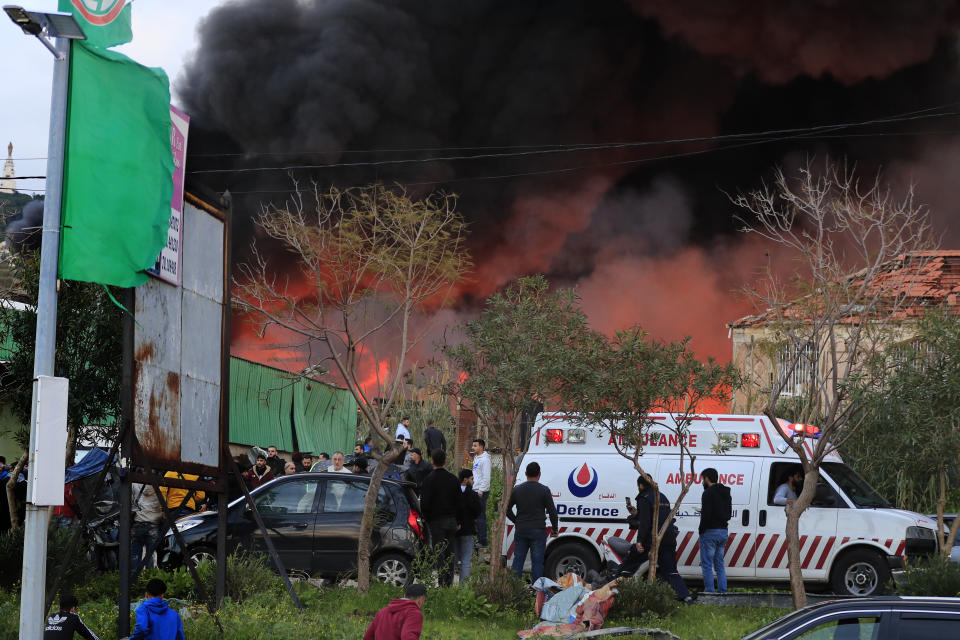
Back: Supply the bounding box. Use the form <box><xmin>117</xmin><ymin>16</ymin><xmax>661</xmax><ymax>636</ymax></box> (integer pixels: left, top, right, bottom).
<box><xmin>507</xmin><ymin>462</ymin><xmax>558</xmax><ymax>581</ymax></box>
<box><xmin>698</xmin><ymin>467</ymin><xmax>732</xmax><ymax>594</ymax></box>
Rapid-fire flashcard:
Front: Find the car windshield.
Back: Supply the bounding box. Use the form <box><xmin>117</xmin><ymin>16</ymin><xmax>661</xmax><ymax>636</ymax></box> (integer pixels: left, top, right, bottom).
<box><xmin>822</xmin><ymin>462</ymin><xmax>891</xmax><ymax>508</ymax></box>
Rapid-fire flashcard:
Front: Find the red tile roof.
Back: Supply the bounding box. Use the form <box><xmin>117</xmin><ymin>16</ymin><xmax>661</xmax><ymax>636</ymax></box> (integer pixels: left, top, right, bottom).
<box><xmin>728</xmin><ymin>251</ymin><xmax>960</xmax><ymax>329</ymax></box>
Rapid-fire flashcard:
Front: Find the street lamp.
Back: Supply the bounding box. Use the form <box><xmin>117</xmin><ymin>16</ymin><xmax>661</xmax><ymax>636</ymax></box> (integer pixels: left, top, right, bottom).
<box><xmin>4</xmin><ymin>6</ymin><xmax>85</xmax><ymax>57</ymax></box>
<box><xmin>4</xmin><ymin>7</ymin><xmax>84</xmax><ymax>640</ymax></box>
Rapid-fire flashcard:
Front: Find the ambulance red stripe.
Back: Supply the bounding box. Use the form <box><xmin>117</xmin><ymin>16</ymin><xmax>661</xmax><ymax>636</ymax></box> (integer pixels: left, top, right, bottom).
<box><xmin>815</xmin><ymin>536</ymin><xmax>836</xmax><ymax>570</ymax></box>
<box><xmin>744</xmin><ymin>533</ymin><xmax>765</xmax><ymax>567</ymax></box>
<box><xmin>730</xmin><ymin>533</ymin><xmax>750</xmax><ymax>567</ymax></box>
<box><xmin>802</xmin><ymin>536</ymin><xmax>822</xmax><ymax>569</ymax></box>
<box><xmin>894</xmin><ymin>540</ymin><xmax>905</xmax><ymax>556</ymax></box>
<box><xmin>684</xmin><ymin>541</ymin><xmax>701</xmax><ymax>566</ymax></box>
<box><xmin>757</xmin><ymin>419</ymin><xmax>776</xmax><ymax>454</ymax></box>
<box><xmin>758</xmin><ymin>534</ymin><xmax>779</xmax><ymax>568</ymax></box>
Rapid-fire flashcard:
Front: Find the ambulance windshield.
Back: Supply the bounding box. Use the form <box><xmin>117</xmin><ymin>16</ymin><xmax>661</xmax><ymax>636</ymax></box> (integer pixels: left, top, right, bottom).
<box><xmin>822</xmin><ymin>462</ymin><xmax>891</xmax><ymax>508</ymax></box>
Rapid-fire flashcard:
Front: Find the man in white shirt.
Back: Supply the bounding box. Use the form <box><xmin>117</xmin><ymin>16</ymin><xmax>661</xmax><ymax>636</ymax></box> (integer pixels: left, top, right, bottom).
<box><xmin>326</xmin><ymin>451</ymin><xmax>352</xmax><ymax>474</ymax></box>
<box><xmin>395</xmin><ymin>416</ymin><xmax>412</xmax><ymax>441</ymax></box>
<box><xmin>773</xmin><ymin>466</ymin><xmax>803</xmax><ymax>505</ymax></box>
<box><xmin>471</xmin><ymin>438</ymin><xmax>492</xmax><ymax>547</ymax></box>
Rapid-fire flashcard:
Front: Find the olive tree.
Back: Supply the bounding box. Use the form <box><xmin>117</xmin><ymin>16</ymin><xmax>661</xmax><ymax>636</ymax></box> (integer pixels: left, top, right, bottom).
<box><xmin>443</xmin><ymin>275</ymin><xmax>594</xmax><ymax>580</ymax></box>
<box><xmin>237</xmin><ymin>183</ymin><xmax>469</xmax><ymax>592</ymax></box>
<box><xmin>568</xmin><ymin>329</ymin><xmax>738</xmax><ymax>580</ymax></box>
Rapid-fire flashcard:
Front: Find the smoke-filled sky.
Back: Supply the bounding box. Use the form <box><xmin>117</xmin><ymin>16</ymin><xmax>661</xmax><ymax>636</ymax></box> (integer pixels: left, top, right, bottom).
<box><xmin>5</xmin><ymin>1</ymin><xmax>960</xmax><ymax>381</ymax></box>
<box><xmin>178</xmin><ymin>0</ymin><xmax>960</xmax><ymax>371</ymax></box>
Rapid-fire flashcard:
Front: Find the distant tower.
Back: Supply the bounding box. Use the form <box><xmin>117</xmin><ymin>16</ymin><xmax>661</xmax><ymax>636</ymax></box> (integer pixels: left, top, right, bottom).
<box><xmin>0</xmin><ymin>142</ymin><xmax>15</xmax><ymax>194</ymax></box>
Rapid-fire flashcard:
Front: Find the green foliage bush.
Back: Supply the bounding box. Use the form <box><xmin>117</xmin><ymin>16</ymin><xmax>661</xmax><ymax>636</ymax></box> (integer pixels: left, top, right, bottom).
<box><xmin>895</xmin><ymin>557</ymin><xmax>960</xmax><ymax>597</ymax></box>
<box><xmin>607</xmin><ymin>577</ymin><xmax>680</xmax><ymax>620</ymax></box>
<box><xmin>468</xmin><ymin>568</ymin><xmax>530</xmax><ymax>614</ymax></box>
<box><xmin>0</xmin><ymin>524</ymin><xmax>99</xmax><ymax>599</ymax></box>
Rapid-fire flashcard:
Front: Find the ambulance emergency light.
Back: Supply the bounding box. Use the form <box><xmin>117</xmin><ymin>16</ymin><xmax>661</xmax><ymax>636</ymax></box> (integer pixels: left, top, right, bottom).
<box><xmin>788</xmin><ymin>423</ymin><xmax>822</xmax><ymax>438</ymax></box>
<box><xmin>544</xmin><ymin>428</ymin><xmax>587</xmax><ymax>444</ymax></box>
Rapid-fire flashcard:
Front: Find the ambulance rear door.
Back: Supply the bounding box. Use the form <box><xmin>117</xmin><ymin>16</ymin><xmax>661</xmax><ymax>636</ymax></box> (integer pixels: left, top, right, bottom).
<box><xmin>655</xmin><ymin>456</ymin><xmax>758</xmax><ymax>579</ymax></box>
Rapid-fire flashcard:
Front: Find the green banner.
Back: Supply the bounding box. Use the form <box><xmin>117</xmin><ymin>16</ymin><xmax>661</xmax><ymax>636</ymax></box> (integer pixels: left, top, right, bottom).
<box><xmin>58</xmin><ymin>0</ymin><xmax>132</xmax><ymax>49</ymax></box>
<box><xmin>59</xmin><ymin>41</ymin><xmax>173</xmax><ymax>287</ymax></box>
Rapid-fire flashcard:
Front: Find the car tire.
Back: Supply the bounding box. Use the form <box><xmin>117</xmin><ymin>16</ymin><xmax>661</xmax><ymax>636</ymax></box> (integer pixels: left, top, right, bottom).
<box><xmin>373</xmin><ymin>553</ymin><xmax>412</xmax><ymax>587</ymax></box>
<box><xmin>544</xmin><ymin>542</ymin><xmax>599</xmax><ymax>581</ymax></box>
<box><xmin>830</xmin><ymin>549</ymin><xmax>889</xmax><ymax>597</ymax></box>
<box><xmin>187</xmin><ymin>545</ymin><xmax>217</xmax><ymax>568</ymax></box>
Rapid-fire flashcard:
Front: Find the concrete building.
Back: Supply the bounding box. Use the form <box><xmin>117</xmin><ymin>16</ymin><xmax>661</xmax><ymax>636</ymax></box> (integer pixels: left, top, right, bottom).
<box><xmin>0</xmin><ymin>143</ymin><xmax>15</xmax><ymax>194</ymax></box>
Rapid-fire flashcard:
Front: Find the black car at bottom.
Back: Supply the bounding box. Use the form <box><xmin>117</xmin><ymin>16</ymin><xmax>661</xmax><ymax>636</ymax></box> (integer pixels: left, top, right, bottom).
<box><xmin>742</xmin><ymin>596</ymin><xmax>960</xmax><ymax>639</ymax></box>
<box><xmin>158</xmin><ymin>472</ymin><xmax>424</xmax><ymax>586</ymax></box>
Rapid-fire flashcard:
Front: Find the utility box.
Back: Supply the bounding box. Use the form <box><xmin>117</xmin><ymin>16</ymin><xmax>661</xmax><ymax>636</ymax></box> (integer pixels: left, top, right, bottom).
<box><xmin>30</xmin><ymin>375</ymin><xmax>69</xmax><ymax>506</ymax></box>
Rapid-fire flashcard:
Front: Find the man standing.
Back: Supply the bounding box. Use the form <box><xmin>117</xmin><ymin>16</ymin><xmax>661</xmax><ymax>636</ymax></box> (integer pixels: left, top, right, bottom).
<box><xmin>395</xmin><ymin>416</ymin><xmax>412</xmax><ymax>442</ymax></box>
<box><xmin>322</xmin><ymin>451</ymin><xmax>352</xmax><ymax>474</ymax></box>
<box><xmin>773</xmin><ymin>466</ymin><xmax>804</xmax><ymax>505</ymax></box>
<box><xmin>507</xmin><ymin>462</ymin><xmax>558</xmax><ymax>582</ymax></box>
<box><xmin>699</xmin><ymin>467</ymin><xmax>732</xmax><ymax>594</ymax></box>
<box><xmin>265</xmin><ymin>446</ymin><xmax>286</xmax><ymax>477</ymax></box>
<box><xmin>471</xmin><ymin>439</ymin><xmax>491</xmax><ymax>548</ymax></box>
<box><xmin>131</xmin><ymin>482</ymin><xmax>163</xmax><ymax>573</ymax></box>
<box><xmin>402</xmin><ymin>448</ymin><xmax>433</xmax><ymax>493</ymax></box>
<box><xmin>297</xmin><ymin>452</ymin><xmax>314</xmax><ymax>473</ymax></box>
<box><xmin>454</xmin><ymin>469</ymin><xmax>482</xmax><ymax>584</ymax></box>
<box><xmin>419</xmin><ymin>450</ymin><xmax>462</xmax><ymax>586</ymax></box>
<box><xmin>363</xmin><ymin>583</ymin><xmax>427</xmax><ymax>640</ymax></box>
<box><xmin>311</xmin><ymin>452</ymin><xmax>331</xmax><ymax>472</ymax></box>
<box><xmin>44</xmin><ymin>593</ymin><xmax>99</xmax><ymax>640</ymax></box>
<box><xmin>423</xmin><ymin>422</ymin><xmax>446</xmax><ymax>455</ymax></box>
<box><xmin>130</xmin><ymin>579</ymin><xmax>185</xmax><ymax>640</ymax></box>
<box><xmin>628</xmin><ymin>476</ymin><xmax>693</xmax><ymax>602</ymax></box>
<box><xmin>242</xmin><ymin>454</ymin><xmax>276</xmax><ymax>489</ymax></box>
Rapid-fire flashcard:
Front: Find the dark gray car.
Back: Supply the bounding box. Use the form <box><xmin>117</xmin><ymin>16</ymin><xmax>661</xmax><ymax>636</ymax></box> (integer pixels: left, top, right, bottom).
<box><xmin>158</xmin><ymin>472</ymin><xmax>424</xmax><ymax>586</ymax></box>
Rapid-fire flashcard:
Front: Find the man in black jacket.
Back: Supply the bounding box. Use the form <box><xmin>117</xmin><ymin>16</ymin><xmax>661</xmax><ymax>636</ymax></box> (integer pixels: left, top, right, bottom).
<box><xmin>402</xmin><ymin>448</ymin><xmax>433</xmax><ymax>493</ymax></box>
<box><xmin>507</xmin><ymin>462</ymin><xmax>558</xmax><ymax>581</ymax></box>
<box><xmin>699</xmin><ymin>467</ymin><xmax>732</xmax><ymax>594</ymax></box>
<box><xmin>454</xmin><ymin>469</ymin><xmax>482</xmax><ymax>583</ymax></box>
<box><xmin>626</xmin><ymin>475</ymin><xmax>692</xmax><ymax>602</ymax></box>
<box><xmin>44</xmin><ymin>594</ymin><xmax>99</xmax><ymax>640</ymax></box>
<box><xmin>423</xmin><ymin>422</ymin><xmax>447</xmax><ymax>455</ymax></box>
<box><xmin>419</xmin><ymin>449</ymin><xmax>462</xmax><ymax>586</ymax></box>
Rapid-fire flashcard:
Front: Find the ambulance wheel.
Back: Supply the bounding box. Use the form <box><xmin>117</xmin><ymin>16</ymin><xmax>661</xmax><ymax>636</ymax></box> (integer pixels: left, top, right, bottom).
<box><xmin>830</xmin><ymin>549</ymin><xmax>889</xmax><ymax>597</ymax></box>
<box><xmin>545</xmin><ymin>543</ymin><xmax>599</xmax><ymax>581</ymax></box>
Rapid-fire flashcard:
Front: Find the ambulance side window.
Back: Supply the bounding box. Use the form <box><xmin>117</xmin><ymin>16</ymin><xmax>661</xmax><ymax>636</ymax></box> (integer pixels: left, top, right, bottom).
<box><xmin>766</xmin><ymin>462</ymin><xmax>846</xmax><ymax>508</ymax></box>
<box><xmin>767</xmin><ymin>462</ymin><xmax>793</xmax><ymax>506</ymax></box>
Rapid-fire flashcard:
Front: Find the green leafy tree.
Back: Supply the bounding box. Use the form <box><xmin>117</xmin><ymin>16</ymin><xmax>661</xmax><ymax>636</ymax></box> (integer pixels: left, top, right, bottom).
<box><xmin>847</xmin><ymin>312</ymin><xmax>960</xmax><ymax>556</ymax></box>
<box><xmin>237</xmin><ymin>183</ymin><xmax>469</xmax><ymax>592</ymax></box>
<box><xmin>0</xmin><ymin>250</ymin><xmax>122</xmax><ymax>527</ymax></box>
<box><xmin>443</xmin><ymin>275</ymin><xmax>594</xmax><ymax>581</ymax></box>
<box><xmin>568</xmin><ymin>329</ymin><xmax>738</xmax><ymax>579</ymax></box>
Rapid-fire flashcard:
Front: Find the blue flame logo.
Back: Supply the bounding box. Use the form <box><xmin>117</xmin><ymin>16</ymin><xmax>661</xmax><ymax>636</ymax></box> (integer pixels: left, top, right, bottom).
<box><xmin>567</xmin><ymin>463</ymin><xmax>599</xmax><ymax>498</ymax></box>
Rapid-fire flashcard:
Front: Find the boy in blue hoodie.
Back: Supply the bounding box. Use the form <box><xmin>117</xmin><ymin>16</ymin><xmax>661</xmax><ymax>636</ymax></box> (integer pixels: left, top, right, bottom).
<box><xmin>131</xmin><ymin>579</ymin><xmax>185</xmax><ymax>640</ymax></box>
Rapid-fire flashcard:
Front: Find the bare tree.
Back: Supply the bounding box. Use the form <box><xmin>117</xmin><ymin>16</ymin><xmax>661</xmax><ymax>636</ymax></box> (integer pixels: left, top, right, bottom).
<box><xmin>731</xmin><ymin>159</ymin><xmax>934</xmax><ymax>607</ymax></box>
<box><xmin>237</xmin><ymin>183</ymin><xmax>469</xmax><ymax>592</ymax></box>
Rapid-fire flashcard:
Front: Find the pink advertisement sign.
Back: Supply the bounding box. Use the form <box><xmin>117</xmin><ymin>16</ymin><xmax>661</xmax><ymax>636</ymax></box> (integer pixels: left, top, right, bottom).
<box><xmin>150</xmin><ymin>105</ymin><xmax>189</xmax><ymax>285</ymax></box>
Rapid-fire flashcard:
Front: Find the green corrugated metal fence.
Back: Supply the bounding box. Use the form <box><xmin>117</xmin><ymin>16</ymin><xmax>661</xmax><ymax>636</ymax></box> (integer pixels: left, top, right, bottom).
<box><xmin>229</xmin><ymin>357</ymin><xmax>357</xmax><ymax>454</ymax></box>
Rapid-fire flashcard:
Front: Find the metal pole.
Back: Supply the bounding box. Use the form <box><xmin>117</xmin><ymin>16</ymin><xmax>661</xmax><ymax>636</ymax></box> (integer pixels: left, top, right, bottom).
<box><xmin>118</xmin><ymin>288</ymin><xmax>134</xmax><ymax>637</ymax></box>
<box><xmin>20</xmin><ymin>36</ymin><xmax>70</xmax><ymax>640</ymax></box>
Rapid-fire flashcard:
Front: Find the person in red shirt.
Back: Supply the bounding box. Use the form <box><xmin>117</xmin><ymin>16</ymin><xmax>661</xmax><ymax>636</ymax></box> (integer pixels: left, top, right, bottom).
<box><xmin>242</xmin><ymin>454</ymin><xmax>275</xmax><ymax>489</ymax></box>
<box><xmin>363</xmin><ymin>584</ymin><xmax>427</xmax><ymax>640</ymax></box>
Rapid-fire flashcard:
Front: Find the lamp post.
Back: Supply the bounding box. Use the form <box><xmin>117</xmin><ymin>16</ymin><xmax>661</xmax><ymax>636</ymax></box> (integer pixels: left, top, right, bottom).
<box><xmin>3</xmin><ymin>7</ymin><xmax>84</xmax><ymax>640</ymax></box>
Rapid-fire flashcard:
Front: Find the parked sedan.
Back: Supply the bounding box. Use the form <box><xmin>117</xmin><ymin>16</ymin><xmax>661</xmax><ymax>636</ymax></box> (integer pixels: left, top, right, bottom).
<box><xmin>158</xmin><ymin>472</ymin><xmax>424</xmax><ymax>586</ymax></box>
<box><xmin>742</xmin><ymin>596</ymin><xmax>960</xmax><ymax>639</ymax></box>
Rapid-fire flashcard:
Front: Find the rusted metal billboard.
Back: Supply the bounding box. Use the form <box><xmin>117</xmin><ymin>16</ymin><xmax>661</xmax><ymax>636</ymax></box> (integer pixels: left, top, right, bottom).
<box><xmin>134</xmin><ymin>195</ymin><xmax>228</xmax><ymax>473</ymax></box>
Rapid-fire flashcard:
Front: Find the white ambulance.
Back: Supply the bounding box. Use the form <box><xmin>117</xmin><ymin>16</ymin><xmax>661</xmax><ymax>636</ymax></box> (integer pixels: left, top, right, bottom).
<box><xmin>503</xmin><ymin>413</ymin><xmax>940</xmax><ymax>596</ymax></box>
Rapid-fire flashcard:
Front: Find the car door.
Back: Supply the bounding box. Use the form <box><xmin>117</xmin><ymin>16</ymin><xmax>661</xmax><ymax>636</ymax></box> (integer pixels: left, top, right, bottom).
<box><xmin>655</xmin><ymin>456</ymin><xmax>758</xmax><ymax>579</ymax></box>
<box><xmin>891</xmin><ymin>610</ymin><xmax>960</xmax><ymax>639</ymax></box>
<box><xmin>245</xmin><ymin>477</ymin><xmax>320</xmax><ymax>573</ymax></box>
<box><xmin>313</xmin><ymin>478</ymin><xmax>397</xmax><ymax>576</ymax></box>
<box><xmin>782</xmin><ymin>611</ymin><xmax>887</xmax><ymax>639</ymax></box>
<box><xmin>755</xmin><ymin>461</ymin><xmax>839</xmax><ymax>581</ymax></box>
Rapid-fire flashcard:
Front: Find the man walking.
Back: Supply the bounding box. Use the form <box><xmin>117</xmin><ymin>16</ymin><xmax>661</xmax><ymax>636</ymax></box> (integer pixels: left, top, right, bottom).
<box><xmin>265</xmin><ymin>446</ymin><xmax>286</xmax><ymax>477</ymax></box>
<box><xmin>363</xmin><ymin>583</ymin><xmax>427</xmax><ymax>640</ymax></box>
<box><xmin>130</xmin><ymin>578</ymin><xmax>185</xmax><ymax>640</ymax></box>
<box><xmin>242</xmin><ymin>453</ymin><xmax>275</xmax><ymax>489</ymax></box>
<box><xmin>423</xmin><ymin>422</ymin><xmax>446</xmax><ymax>455</ymax></box>
<box><xmin>131</xmin><ymin>482</ymin><xmax>163</xmax><ymax>573</ymax></box>
<box><xmin>402</xmin><ymin>448</ymin><xmax>433</xmax><ymax>493</ymax></box>
<box><xmin>419</xmin><ymin>450</ymin><xmax>462</xmax><ymax>586</ymax></box>
<box><xmin>471</xmin><ymin>438</ymin><xmax>491</xmax><ymax>547</ymax></box>
<box><xmin>506</xmin><ymin>462</ymin><xmax>558</xmax><ymax>582</ymax></box>
<box><xmin>454</xmin><ymin>469</ymin><xmax>482</xmax><ymax>584</ymax></box>
<box><xmin>699</xmin><ymin>467</ymin><xmax>732</xmax><ymax>594</ymax></box>
<box><xmin>628</xmin><ymin>476</ymin><xmax>693</xmax><ymax>602</ymax></box>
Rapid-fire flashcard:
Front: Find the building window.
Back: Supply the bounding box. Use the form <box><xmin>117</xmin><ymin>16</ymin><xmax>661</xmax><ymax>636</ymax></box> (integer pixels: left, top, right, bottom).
<box><xmin>776</xmin><ymin>341</ymin><xmax>816</xmax><ymax>396</ymax></box>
